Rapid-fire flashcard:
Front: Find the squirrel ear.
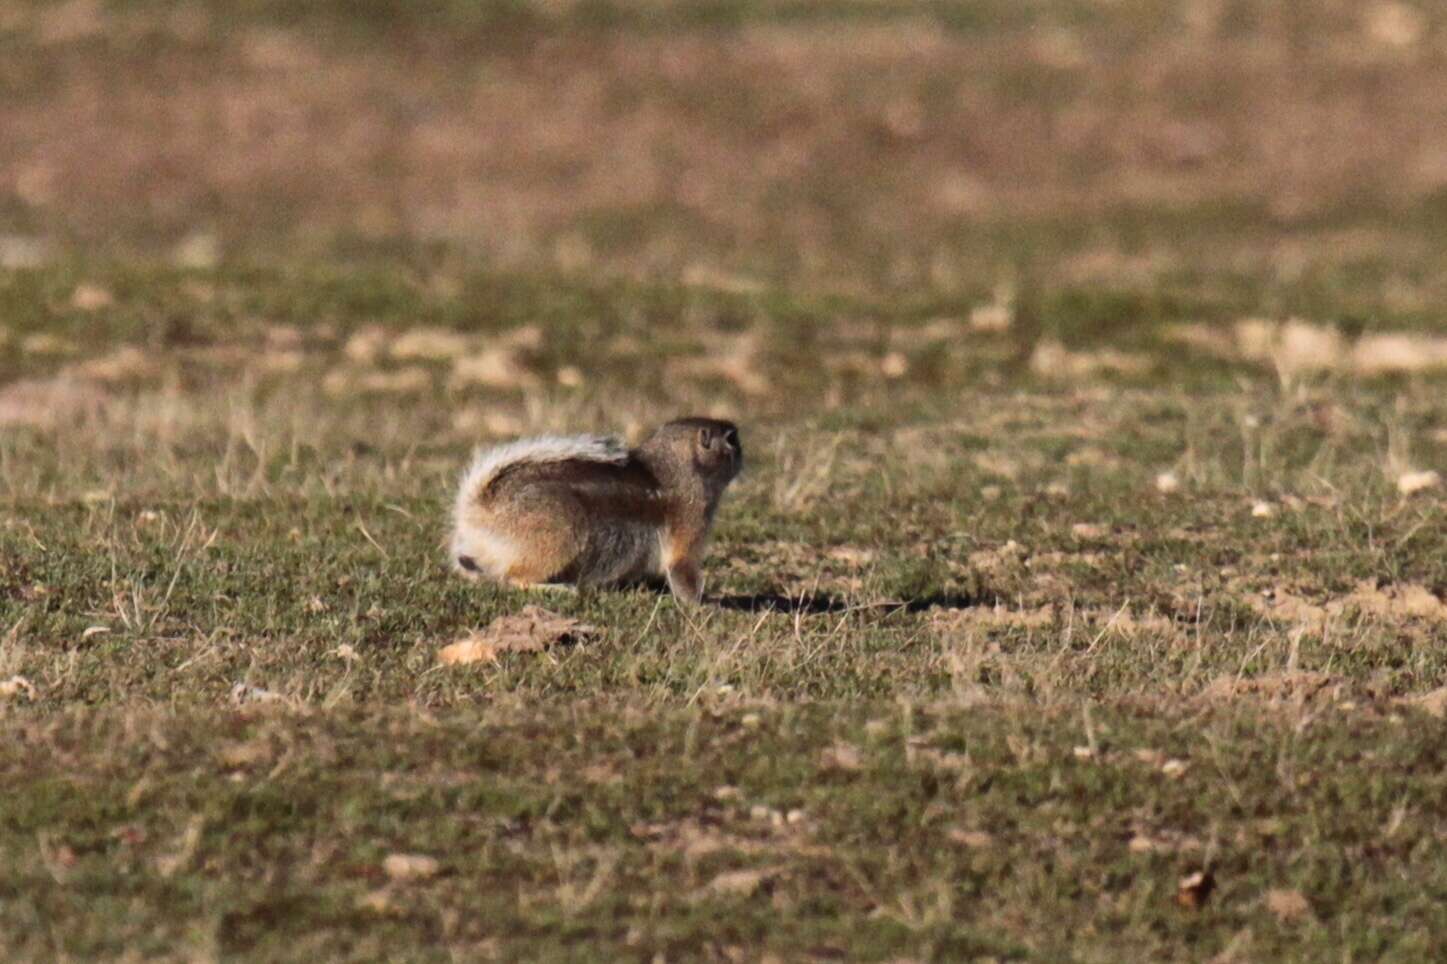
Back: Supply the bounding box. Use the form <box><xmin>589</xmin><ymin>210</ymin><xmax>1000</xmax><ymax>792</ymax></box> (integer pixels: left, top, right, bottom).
<box><xmin>697</xmin><ymin>427</ymin><xmax>714</xmax><ymax>450</ymax></box>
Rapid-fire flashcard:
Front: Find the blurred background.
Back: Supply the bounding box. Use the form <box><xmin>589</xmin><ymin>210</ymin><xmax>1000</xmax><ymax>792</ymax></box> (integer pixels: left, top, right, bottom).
<box><xmin>4</xmin><ymin>0</ymin><xmax>1447</xmax><ymax>313</ymax></box>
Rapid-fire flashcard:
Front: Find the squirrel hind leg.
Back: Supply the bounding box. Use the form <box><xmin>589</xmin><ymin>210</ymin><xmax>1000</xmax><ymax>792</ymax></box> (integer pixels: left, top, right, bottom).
<box><xmin>491</xmin><ymin>506</ymin><xmax>591</xmax><ymax>588</ymax></box>
<box><xmin>454</xmin><ymin>485</ymin><xmax>589</xmax><ymax>584</ymax></box>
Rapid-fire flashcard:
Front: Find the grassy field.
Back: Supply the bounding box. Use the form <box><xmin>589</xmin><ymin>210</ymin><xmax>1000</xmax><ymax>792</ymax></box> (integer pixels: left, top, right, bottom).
<box><xmin>3</xmin><ymin>1</ymin><xmax>1447</xmax><ymax>960</ymax></box>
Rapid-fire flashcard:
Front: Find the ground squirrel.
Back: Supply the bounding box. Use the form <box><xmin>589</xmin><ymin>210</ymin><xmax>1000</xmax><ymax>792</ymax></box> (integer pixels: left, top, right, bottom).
<box><xmin>450</xmin><ymin>417</ymin><xmax>742</xmax><ymax>604</ymax></box>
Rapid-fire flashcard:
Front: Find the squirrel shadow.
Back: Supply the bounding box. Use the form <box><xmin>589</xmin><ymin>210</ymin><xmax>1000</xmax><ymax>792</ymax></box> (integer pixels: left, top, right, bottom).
<box><xmin>712</xmin><ymin>590</ymin><xmax>995</xmax><ymax>616</ymax></box>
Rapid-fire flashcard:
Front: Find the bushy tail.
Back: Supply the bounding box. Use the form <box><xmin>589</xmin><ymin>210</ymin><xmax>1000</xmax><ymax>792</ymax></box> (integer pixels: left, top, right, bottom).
<box><xmin>454</xmin><ymin>434</ymin><xmax>628</xmax><ymax>511</ymax></box>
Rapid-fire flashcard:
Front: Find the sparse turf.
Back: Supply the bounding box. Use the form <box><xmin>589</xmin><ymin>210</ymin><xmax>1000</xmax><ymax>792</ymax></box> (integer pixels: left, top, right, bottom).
<box><xmin>3</xmin><ymin>1</ymin><xmax>1447</xmax><ymax>960</ymax></box>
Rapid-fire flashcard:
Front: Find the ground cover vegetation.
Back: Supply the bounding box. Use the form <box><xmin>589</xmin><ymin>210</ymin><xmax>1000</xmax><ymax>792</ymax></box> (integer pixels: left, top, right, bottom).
<box><xmin>2</xmin><ymin>0</ymin><xmax>1446</xmax><ymax>958</ymax></box>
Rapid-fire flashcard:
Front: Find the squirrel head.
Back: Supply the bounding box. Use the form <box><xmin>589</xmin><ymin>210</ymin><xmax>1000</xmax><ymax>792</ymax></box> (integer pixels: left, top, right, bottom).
<box><xmin>642</xmin><ymin>417</ymin><xmax>743</xmax><ymax>491</ymax></box>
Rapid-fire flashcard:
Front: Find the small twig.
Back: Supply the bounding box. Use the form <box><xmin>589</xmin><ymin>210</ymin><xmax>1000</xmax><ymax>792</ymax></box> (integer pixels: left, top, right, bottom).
<box><xmin>355</xmin><ymin>518</ymin><xmax>389</xmax><ymax>558</ymax></box>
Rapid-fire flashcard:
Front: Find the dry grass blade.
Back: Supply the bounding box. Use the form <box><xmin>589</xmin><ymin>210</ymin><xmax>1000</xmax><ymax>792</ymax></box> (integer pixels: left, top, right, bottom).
<box><xmin>695</xmin><ymin>866</ymin><xmax>785</xmax><ymax>901</ymax></box>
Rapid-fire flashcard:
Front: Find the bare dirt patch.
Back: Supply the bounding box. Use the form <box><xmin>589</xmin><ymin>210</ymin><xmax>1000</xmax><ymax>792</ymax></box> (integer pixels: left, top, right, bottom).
<box><xmin>1241</xmin><ymin>580</ymin><xmax>1447</xmax><ymax>632</ymax></box>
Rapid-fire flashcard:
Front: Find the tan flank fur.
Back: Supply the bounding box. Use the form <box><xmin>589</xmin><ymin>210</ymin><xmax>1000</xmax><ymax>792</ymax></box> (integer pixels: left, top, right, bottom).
<box><xmin>450</xmin><ymin>418</ymin><xmax>743</xmax><ymax>604</ymax></box>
